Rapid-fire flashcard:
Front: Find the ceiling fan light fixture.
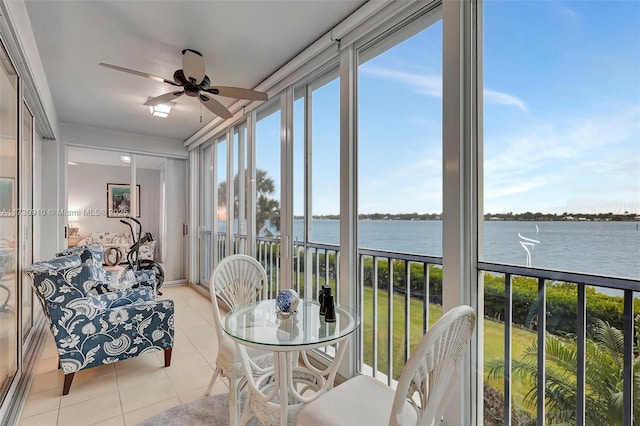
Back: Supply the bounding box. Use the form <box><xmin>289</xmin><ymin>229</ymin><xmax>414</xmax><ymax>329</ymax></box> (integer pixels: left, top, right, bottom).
<box><xmin>148</xmin><ymin>101</ymin><xmax>174</xmax><ymax>118</ymax></box>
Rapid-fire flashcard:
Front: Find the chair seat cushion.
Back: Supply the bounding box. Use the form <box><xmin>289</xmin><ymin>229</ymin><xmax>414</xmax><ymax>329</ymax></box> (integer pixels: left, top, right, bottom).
<box><xmin>297</xmin><ymin>375</ymin><xmax>417</xmax><ymax>426</ymax></box>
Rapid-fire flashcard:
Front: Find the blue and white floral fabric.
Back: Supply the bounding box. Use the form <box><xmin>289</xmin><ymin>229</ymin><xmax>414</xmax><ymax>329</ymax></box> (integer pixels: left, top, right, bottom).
<box><xmin>25</xmin><ymin>256</ymin><xmax>174</xmax><ymax>375</ymax></box>
<box><xmin>57</xmin><ymin>244</ymin><xmax>156</xmax><ymax>293</ymax></box>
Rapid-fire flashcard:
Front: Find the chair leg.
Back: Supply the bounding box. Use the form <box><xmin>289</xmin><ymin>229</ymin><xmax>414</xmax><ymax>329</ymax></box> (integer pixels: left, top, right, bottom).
<box><xmin>206</xmin><ymin>367</ymin><xmax>221</xmax><ymax>396</ymax></box>
<box><xmin>62</xmin><ymin>372</ymin><xmax>75</xmax><ymax>396</ymax></box>
<box><xmin>229</xmin><ymin>375</ymin><xmax>239</xmax><ymax>426</ymax></box>
<box><xmin>164</xmin><ymin>348</ymin><xmax>172</xmax><ymax>367</ymax></box>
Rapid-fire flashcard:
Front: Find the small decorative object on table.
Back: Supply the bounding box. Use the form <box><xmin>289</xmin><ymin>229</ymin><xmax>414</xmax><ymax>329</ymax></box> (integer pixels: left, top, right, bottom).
<box><xmin>324</xmin><ymin>292</ymin><xmax>336</xmax><ymax>322</ymax></box>
<box><xmin>276</xmin><ymin>288</ymin><xmax>300</xmax><ymax>320</ymax></box>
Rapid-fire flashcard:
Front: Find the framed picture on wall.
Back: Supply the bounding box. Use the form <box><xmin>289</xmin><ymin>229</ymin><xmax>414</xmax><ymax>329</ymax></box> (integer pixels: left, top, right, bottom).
<box><xmin>0</xmin><ymin>178</ymin><xmax>15</xmax><ymax>216</ymax></box>
<box><xmin>107</xmin><ymin>183</ymin><xmax>141</xmax><ymax>218</ymax></box>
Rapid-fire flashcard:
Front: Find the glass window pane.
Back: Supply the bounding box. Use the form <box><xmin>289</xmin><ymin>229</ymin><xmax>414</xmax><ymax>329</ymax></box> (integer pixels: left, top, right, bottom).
<box><xmin>0</xmin><ymin>44</ymin><xmax>18</xmax><ymax>401</ymax></box>
<box><xmin>482</xmin><ymin>1</ymin><xmax>640</xmax><ymax>280</ymax></box>
<box><xmin>255</xmin><ymin>102</ymin><xmax>281</xmax><ymax>238</ymax></box>
<box><xmin>357</xmin><ymin>13</ymin><xmax>443</xmax><ymax>382</ymax></box>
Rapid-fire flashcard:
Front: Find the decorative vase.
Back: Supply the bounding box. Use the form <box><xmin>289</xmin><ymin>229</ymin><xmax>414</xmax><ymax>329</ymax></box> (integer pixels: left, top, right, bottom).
<box><xmin>276</xmin><ymin>289</ymin><xmax>300</xmax><ymax>320</ymax></box>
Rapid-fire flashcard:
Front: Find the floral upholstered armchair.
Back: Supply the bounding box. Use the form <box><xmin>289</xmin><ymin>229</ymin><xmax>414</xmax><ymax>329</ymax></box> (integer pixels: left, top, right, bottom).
<box><xmin>25</xmin><ymin>252</ymin><xmax>174</xmax><ymax>395</ymax></box>
<box><xmin>56</xmin><ymin>243</ymin><xmax>156</xmax><ymax>293</ymax></box>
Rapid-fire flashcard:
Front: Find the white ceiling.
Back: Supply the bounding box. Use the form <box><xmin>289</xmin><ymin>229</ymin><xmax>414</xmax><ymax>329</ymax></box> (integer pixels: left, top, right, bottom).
<box><xmin>23</xmin><ymin>0</ymin><xmax>366</xmax><ymax>141</ymax></box>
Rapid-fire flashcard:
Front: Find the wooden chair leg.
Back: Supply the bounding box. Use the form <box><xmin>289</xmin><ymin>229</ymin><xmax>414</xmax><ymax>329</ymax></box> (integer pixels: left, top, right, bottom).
<box><xmin>62</xmin><ymin>372</ymin><xmax>75</xmax><ymax>396</ymax></box>
<box><xmin>164</xmin><ymin>348</ymin><xmax>172</xmax><ymax>367</ymax></box>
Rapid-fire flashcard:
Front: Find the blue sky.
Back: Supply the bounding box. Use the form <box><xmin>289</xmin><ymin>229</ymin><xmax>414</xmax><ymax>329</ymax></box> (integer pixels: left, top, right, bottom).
<box><xmin>257</xmin><ymin>1</ymin><xmax>639</xmax><ymax>216</ymax></box>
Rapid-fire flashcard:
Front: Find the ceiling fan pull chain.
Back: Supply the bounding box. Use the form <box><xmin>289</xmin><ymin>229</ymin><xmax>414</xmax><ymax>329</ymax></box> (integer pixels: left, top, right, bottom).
<box><xmin>200</xmin><ymin>102</ymin><xmax>202</xmax><ymax>123</ymax></box>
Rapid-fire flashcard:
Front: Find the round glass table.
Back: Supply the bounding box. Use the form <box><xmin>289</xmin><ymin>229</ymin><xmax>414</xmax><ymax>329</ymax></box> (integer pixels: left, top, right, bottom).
<box><xmin>222</xmin><ymin>299</ymin><xmax>360</xmax><ymax>425</ymax></box>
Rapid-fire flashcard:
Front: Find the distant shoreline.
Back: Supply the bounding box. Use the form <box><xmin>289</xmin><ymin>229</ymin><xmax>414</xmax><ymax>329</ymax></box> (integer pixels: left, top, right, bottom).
<box><xmin>297</xmin><ymin>213</ymin><xmax>640</xmax><ymax>222</ymax></box>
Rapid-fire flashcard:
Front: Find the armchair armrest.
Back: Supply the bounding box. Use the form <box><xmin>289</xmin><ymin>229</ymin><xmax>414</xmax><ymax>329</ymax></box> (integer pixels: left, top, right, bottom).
<box><xmin>132</xmin><ymin>270</ymin><xmax>156</xmax><ymax>292</ymax></box>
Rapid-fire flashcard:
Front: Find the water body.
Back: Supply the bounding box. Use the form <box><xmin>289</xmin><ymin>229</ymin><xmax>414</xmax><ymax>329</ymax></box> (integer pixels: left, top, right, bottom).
<box><xmin>292</xmin><ymin>219</ymin><xmax>640</xmax><ymax>280</ymax></box>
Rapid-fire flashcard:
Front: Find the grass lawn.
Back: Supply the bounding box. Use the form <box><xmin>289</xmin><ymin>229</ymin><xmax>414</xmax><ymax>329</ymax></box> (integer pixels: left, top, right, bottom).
<box><xmin>361</xmin><ymin>286</ymin><xmax>537</xmax><ymax>415</ymax></box>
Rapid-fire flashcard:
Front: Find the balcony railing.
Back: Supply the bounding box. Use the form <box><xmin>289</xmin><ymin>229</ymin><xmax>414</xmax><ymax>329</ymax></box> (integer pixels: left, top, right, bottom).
<box><xmin>207</xmin><ymin>232</ymin><xmax>640</xmax><ymax>424</ymax></box>
<box><xmin>479</xmin><ymin>261</ymin><xmax>640</xmax><ymax>425</ymax></box>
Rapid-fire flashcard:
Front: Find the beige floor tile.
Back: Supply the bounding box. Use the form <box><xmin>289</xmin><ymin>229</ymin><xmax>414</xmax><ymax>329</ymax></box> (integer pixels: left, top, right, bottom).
<box><xmin>57</xmin><ymin>392</ymin><xmax>122</xmax><ymax>426</ymax></box>
<box><xmin>90</xmin><ymin>415</ymin><xmax>125</xmax><ymax>426</ymax></box>
<box><xmin>122</xmin><ymin>397</ymin><xmax>180</xmax><ymax>426</ymax></box>
<box><xmin>116</xmin><ymin>366</ymin><xmax>168</xmax><ymax>392</ymax></box>
<box><xmin>35</xmin><ymin>355</ymin><xmax>59</xmax><ymax>375</ymax></box>
<box><xmin>198</xmin><ymin>347</ymin><xmax>218</xmax><ymax>368</ymax></box>
<box><xmin>165</xmin><ymin>362</ymin><xmax>213</xmax><ymax>394</ymax></box>
<box><xmin>113</xmin><ymin>352</ymin><xmax>162</xmax><ymax>373</ymax></box>
<box><xmin>181</xmin><ymin>324</ymin><xmax>217</xmax><ymax>352</ymax></box>
<box><xmin>162</xmin><ymin>345</ymin><xmax>210</xmax><ymax>371</ymax></box>
<box><xmin>177</xmin><ymin>386</ymin><xmax>209</xmax><ymax>404</ymax></box>
<box><xmin>118</xmin><ymin>376</ymin><xmax>177</xmax><ymax>413</ymax></box>
<box><xmin>60</xmin><ymin>369</ymin><xmax>118</xmax><ymax>408</ymax></box>
<box><xmin>173</xmin><ymin>309</ymin><xmax>210</xmax><ymax>330</ymax></box>
<box><xmin>30</xmin><ymin>370</ymin><xmax>64</xmax><ymax>394</ymax></box>
<box><xmin>18</xmin><ymin>408</ymin><xmax>58</xmax><ymax>426</ymax></box>
<box><xmin>21</xmin><ymin>388</ymin><xmax>61</xmax><ymax>418</ymax></box>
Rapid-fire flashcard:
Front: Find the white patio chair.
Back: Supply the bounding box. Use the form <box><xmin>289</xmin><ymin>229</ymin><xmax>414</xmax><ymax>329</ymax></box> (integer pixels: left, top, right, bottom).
<box><xmin>206</xmin><ymin>254</ymin><xmax>273</xmax><ymax>426</ymax></box>
<box><xmin>296</xmin><ymin>305</ymin><xmax>476</xmax><ymax>426</ymax></box>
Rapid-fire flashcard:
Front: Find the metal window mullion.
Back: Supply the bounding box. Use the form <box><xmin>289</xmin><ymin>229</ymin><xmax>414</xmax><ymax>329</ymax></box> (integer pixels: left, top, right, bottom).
<box><xmin>226</xmin><ymin>127</ymin><xmax>234</xmax><ymax>257</ymax></box>
<box><xmin>623</xmin><ymin>290</ymin><xmax>633</xmax><ymax>425</ymax></box>
<box><xmin>304</xmin><ymin>85</ymin><xmax>313</xmax><ymax>297</ymax></box>
<box><xmin>387</xmin><ymin>257</ymin><xmax>394</xmax><ymax>386</ymax></box>
<box><xmin>537</xmin><ymin>278</ymin><xmax>546</xmax><ymax>425</ymax></box>
<box><xmin>504</xmin><ymin>273</ymin><xmax>512</xmax><ymax>426</ymax></box>
<box><xmin>211</xmin><ymin>141</ymin><xmax>218</xmax><ymax>268</ymax></box>
<box><xmin>238</xmin><ymin>124</ymin><xmax>247</xmax><ymax>252</ymax></box>
<box><xmin>247</xmin><ymin>111</ymin><xmax>257</xmax><ymax>257</ymax></box>
<box><xmin>576</xmin><ymin>284</ymin><xmax>586</xmax><ymax>426</ymax></box>
<box><xmin>404</xmin><ymin>260</ymin><xmax>410</xmax><ymax>363</ymax></box>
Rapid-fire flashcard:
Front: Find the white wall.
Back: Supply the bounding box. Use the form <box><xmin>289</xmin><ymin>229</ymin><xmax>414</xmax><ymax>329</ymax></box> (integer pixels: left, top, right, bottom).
<box><xmin>61</xmin><ymin>123</ymin><xmax>188</xmax><ymax>159</ymax></box>
<box><xmin>38</xmin><ymin>138</ymin><xmax>59</xmax><ymax>259</ymax></box>
<box><xmin>68</xmin><ymin>163</ymin><xmax>161</xmax><ymax>247</ymax></box>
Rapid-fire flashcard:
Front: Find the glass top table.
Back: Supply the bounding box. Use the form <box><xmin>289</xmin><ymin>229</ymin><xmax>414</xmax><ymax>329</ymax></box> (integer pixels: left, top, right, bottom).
<box><xmin>222</xmin><ymin>298</ymin><xmax>360</xmax><ymax>425</ymax></box>
<box><xmin>222</xmin><ymin>299</ymin><xmax>359</xmax><ymax>350</ymax></box>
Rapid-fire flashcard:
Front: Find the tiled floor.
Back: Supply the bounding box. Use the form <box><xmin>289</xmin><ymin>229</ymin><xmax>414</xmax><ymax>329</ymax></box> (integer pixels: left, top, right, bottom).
<box><xmin>17</xmin><ymin>285</ymin><xmax>229</xmax><ymax>426</ymax></box>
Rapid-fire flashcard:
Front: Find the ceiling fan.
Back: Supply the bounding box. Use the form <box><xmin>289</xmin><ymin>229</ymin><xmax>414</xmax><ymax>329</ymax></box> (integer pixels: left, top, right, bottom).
<box><xmin>99</xmin><ymin>49</ymin><xmax>268</xmax><ymax>119</ymax></box>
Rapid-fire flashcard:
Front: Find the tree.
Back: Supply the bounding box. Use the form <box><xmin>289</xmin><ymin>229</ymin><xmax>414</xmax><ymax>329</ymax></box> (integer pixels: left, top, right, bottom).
<box><xmin>218</xmin><ymin>168</ymin><xmax>280</xmax><ymax>236</ymax></box>
<box><xmin>487</xmin><ymin>318</ymin><xmax>640</xmax><ymax>425</ymax></box>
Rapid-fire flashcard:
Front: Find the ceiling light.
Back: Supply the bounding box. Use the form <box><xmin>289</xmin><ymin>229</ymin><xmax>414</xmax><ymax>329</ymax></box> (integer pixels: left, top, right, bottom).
<box><xmin>67</xmin><ymin>161</ymin><xmax>79</xmax><ymax>166</ymax></box>
<box><xmin>120</xmin><ymin>155</ymin><xmax>131</xmax><ymax>163</ymax></box>
<box><xmin>148</xmin><ymin>101</ymin><xmax>174</xmax><ymax>118</ymax></box>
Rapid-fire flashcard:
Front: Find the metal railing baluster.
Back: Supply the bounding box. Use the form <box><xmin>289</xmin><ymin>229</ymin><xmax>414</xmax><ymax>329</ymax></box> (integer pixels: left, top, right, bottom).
<box><xmin>504</xmin><ymin>273</ymin><xmax>512</xmax><ymax>426</ymax></box>
<box><xmin>537</xmin><ymin>277</ymin><xmax>546</xmax><ymax>425</ymax></box>
<box><xmin>576</xmin><ymin>284</ymin><xmax>586</xmax><ymax>426</ymax></box>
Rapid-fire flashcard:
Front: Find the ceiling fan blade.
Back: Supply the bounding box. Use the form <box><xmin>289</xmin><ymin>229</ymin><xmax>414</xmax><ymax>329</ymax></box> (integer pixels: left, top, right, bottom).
<box><xmin>182</xmin><ymin>49</ymin><xmax>206</xmax><ymax>85</ymax></box>
<box><xmin>144</xmin><ymin>91</ymin><xmax>184</xmax><ymax>106</ymax></box>
<box><xmin>99</xmin><ymin>63</ymin><xmax>180</xmax><ymax>86</ymax></box>
<box><xmin>199</xmin><ymin>94</ymin><xmax>233</xmax><ymax>119</ymax></box>
<box><xmin>206</xmin><ymin>86</ymin><xmax>268</xmax><ymax>101</ymax></box>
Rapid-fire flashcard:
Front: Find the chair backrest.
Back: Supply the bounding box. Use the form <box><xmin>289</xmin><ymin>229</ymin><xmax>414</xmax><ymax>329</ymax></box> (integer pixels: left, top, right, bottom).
<box><xmin>209</xmin><ymin>254</ymin><xmax>268</xmax><ymax>343</ymax></box>
<box><xmin>390</xmin><ymin>305</ymin><xmax>476</xmax><ymax>426</ymax></box>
